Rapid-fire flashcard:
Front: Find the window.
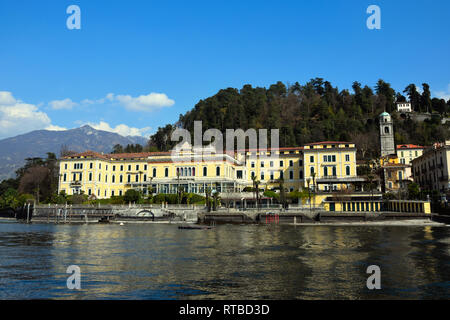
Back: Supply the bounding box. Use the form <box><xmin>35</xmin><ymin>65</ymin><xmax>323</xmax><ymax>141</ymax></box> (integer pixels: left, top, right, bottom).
<box><xmin>98</xmin><ymin>174</ymin><xmax>101</xmax><ymax>181</ymax></box>
<box><xmin>127</xmin><ymin>175</ymin><xmax>131</xmax><ymax>183</ymax></box>
<box><xmin>289</xmin><ymin>171</ymin><xmax>294</xmax><ymax>180</ymax></box>
<box><xmin>111</xmin><ymin>190</ymin><xmax>115</xmax><ymax>197</ymax></box>
<box><xmin>299</xmin><ymin>159</ymin><xmax>303</xmax><ymax>166</ymax></box>
<box><xmin>144</xmin><ymin>165</ymin><xmax>147</xmax><ymax>171</ymax></box>
<box><xmin>216</xmin><ymin>166</ymin><xmax>220</xmax><ymax>176</ymax></box>
<box><xmin>113</xmin><ymin>165</ymin><xmax>116</xmax><ymax>171</ymax></box>
<box><xmin>332</xmin><ymin>155</ymin><xmax>336</xmax><ymax>162</ymax></box>
<box><xmin>280</xmin><ymin>161</ymin><xmax>284</xmax><ymax>167</ymax></box>
<box><xmin>105</xmin><ymin>175</ymin><xmax>107</xmax><ymax>183</ymax></box>
<box><xmin>345</xmin><ymin>154</ymin><xmax>350</xmax><ymax>162</ymax></box>
<box><xmin>310</xmin><ymin>156</ymin><xmax>314</xmax><ymax>162</ymax></box>
<box><xmin>270</xmin><ymin>171</ymin><xmax>274</xmax><ymax>180</ymax></box>
<box><xmin>136</xmin><ymin>165</ymin><xmax>139</xmax><ymax>171</ymax></box>
<box><xmin>346</xmin><ymin>166</ymin><xmax>350</xmax><ymax>176</ymax></box>
<box><xmin>324</xmin><ymin>167</ymin><xmax>328</xmax><ymax>176</ymax></box>
<box><xmin>289</xmin><ymin>160</ymin><xmax>293</xmax><ymax>167</ymax></box>
<box><xmin>251</xmin><ymin>162</ymin><xmax>255</xmax><ymax>168</ymax></box>
<box><xmin>89</xmin><ymin>163</ymin><xmax>93</xmax><ymax>169</ymax></box>
<box><xmin>384</xmin><ymin>126</ymin><xmax>389</xmax><ymax>134</ymax></box>
<box><xmin>310</xmin><ymin>167</ymin><xmax>315</xmax><ymax>175</ymax></box>
<box><xmin>203</xmin><ymin>167</ymin><xmax>207</xmax><ymax>176</ymax></box>
<box><xmin>143</xmin><ymin>174</ymin><xmax>147</xmax><ymax>181</ymax></box>
<box><xmin>128</xmin><ymin>165</ymin><xmax>131</xmax><ymax>171</ymax></box>
<box><xmin>153</xmin><ymin>168</ymin><xmax>156</xmax><ymax>177</ymax></box>
<box><xmin>299</xmin><ymin>170</ymin><xmax>304</xmax><ymax>179</ymax></box>
<box><xmin>135</xmin><ymin>174</ymin><xmax>139</xmax><ymax>182</ymax></box>
<box><xmin>120</xmin><ymin>175</ymin><xmax>123</xmax><ymax>183</ymax></box>
<box><xmin>64</xmin><ymin>164</ymin><xmax>68</xmax><ymax>170</ymax></box>
<box><xmin>88</xmin><ymin>189</ymin><xmax>92</xmax><ymax>195</ymax></box>
<box><xmin>99</xmin><ymin>163</ymin><xmax>101</xmax><ymax>169</ymax></box>
<box><xmin>251</xmin><ymin>171</ymin><xmax>255</xmax><ymax>178</ymax></box>
<box><xmin>332</xmin><ymin>166</ymin><xmax>336</xmax><ymax>176</ymax></box>
<box><xmin>261</xmin><ymin>161</ymin><xmax>264</xmax><ymax>168</ymax></box>
<box><xmin>119</xmin><ymin>190</ymin><xmax>123</xmax><ymax>196</ymax></box>
<box><xmin>261</xmin><ymin>172</ymin><xmax>265</xmax><ymax>180</ymax></box>
<box><xmin>63</xmin><ymin>173</ymin><xmax>67</xmax><ymax>182</ymax></box>
<box><xmin>165</xmin><ymin>168</ymin><xmax>169</xmax><ymax>177</ymax></box>
<box><xmin>270</xmin><ymin>161</ymin><xmax>274</xmax><ymax>167</ymax></box>
<box><xmin>112</xmin><ymin>175</ymin><xmax>115</xmax><ymax>183</ymax></box>
<box><xmin>120</xmin><ymin>165</ymin><xmax>124</xmax><ymax>171</ymax></box>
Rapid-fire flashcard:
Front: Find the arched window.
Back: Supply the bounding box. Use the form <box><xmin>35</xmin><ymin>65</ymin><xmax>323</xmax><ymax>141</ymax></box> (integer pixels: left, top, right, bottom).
<box><xmin>192</xmin><ymin>167</ymin><xmax>195</xmax><ymax>176</ymax></box>
<box><xmin>216</xmin><ymin>166</ymin><xmax>220</xmax><ymax>176</ymax></box>
<box><xmin>153</xmin><ymin>168</ymin><xmax>157</xmax><ymax>177</ymax></box>
<box><xmin>184</xmin><ymin>167</ymin><xmax>188</xmax><ymax>176</ymax></box>
<box><xmin>188</xmin><ymin>168</ymin><xmax>192</xmax><ymax>176</ymax></box>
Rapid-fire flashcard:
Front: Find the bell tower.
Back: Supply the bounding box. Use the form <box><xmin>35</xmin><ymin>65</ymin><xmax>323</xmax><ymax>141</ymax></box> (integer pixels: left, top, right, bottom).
<box><xmin>379</xmin><ymin>112</ymin><xmax>395</xmax><ymax>156</ymax></box>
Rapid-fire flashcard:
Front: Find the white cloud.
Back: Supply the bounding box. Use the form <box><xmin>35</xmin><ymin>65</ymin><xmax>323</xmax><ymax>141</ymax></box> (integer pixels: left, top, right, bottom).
<box><xmin>49</xmin><ymin>98</ymin><xmax>78</xmax><ymax>110</ymax></box>
<box><xmin>0</xmin><ymin>91</ymin><xmax>52</xmax><ymax>139</ymax></box>
<box><xmin>0</xmin><ymin>92</ymin><xmax>16</xmax><ymax>105</ymax></box>
<box><xmin>115</xmin><ymin>92</ymin><xmax>175</xmax><ymax>111</ymax></box>
<box><xmin>86</xmin><ymin>121</ymin><xmax>153</xmax><ymax>137</ymax></box>
<box><xmin>46</xmin><ymin>125</ymin><xmax>67</xmax><ymax>131</ymax></box>
<box><xmin>435</xmin><ymin>84</ymin><xmax>450</xmax><ymax>101</ymax></box>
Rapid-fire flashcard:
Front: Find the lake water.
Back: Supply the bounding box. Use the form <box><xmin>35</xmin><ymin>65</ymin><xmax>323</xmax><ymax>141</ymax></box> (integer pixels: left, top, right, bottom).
<box><xmin>0</xmin><ymin>221</ymin><xmax>449</xmax><ymax>299</ymax></box>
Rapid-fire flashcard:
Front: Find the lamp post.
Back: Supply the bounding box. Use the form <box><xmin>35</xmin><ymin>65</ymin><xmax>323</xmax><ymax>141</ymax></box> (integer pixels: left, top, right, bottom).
<box><xmin>307</xmin><ymin>178</ymin><xmax>311</xmax><ymax>213</ymax></box>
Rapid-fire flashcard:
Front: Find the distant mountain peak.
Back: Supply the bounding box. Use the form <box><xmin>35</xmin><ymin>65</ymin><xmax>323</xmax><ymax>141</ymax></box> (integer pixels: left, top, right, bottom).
<box><xmin>0</xmin><ymin>125</ymin><xmax>148</xmax><ymax>181</ymax></box>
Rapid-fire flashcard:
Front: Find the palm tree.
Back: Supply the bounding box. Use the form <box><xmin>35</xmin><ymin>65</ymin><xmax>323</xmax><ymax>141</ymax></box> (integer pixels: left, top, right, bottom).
<box><xmin>277</xmin><ymin>177</ymin><xmax>286</xmax><ymax>208</ymax></box>
<box><xmin>251</xmin><ymin>175</ymin><xmax>260</xmax><ymax>209</ymax></box>
<box><xmin>205</xmin><ymin>187</ymin><xmax>211</xmax><ymax>212</ymax></box>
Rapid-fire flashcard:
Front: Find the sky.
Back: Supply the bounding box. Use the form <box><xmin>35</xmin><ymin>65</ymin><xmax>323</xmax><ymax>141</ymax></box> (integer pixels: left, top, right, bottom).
<box><xmin>0</xmin><ymin>0</ymin><xmax>449</xmax><ymax>140</ymax></box>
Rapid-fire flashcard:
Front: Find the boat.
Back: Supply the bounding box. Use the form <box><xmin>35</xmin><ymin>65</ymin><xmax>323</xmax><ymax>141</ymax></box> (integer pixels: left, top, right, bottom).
<box><xmin>98</xmin><ymin>216</ymin><xmax>110</xmax><ymax>223</ymax></box>
<box><xmin>178</xmin><ymin>225</ymin><xmax>214</xmax><ymax>230</ymax></box>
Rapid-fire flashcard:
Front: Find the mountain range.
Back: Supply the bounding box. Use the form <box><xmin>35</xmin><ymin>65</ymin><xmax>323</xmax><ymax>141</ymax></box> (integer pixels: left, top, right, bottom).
<box><xmin>0</xmin><ymin>125</ymin><xmax>148</xmax><ymax>181</ymax></box>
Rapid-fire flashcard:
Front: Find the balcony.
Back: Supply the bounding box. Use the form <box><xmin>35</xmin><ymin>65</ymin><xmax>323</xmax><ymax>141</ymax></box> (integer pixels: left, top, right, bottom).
<box><xmin>70</xmin><ymin>181</ymin><xmax>81</xmax><ymax>187</ymax></box>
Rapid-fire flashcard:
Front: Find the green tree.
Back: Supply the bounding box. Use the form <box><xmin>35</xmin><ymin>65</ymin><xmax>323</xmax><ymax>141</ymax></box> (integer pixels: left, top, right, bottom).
<box><xmin>124</xmin><ymin>189</ymin><xmax>141</xmax><ymax>203</ymax></box>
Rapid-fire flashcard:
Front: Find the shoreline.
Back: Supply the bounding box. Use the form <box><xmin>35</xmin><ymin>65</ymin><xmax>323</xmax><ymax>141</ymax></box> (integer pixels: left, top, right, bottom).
<box><xmin>1</xmin><ymin>218</ymin><xmax>447</xmax><ymax>227</ymax></box>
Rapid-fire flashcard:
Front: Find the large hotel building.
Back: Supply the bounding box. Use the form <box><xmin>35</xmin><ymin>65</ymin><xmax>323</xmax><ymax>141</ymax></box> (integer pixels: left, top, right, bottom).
<box><xmin>58</xmin><ymin>141</ymin><xmax>362</xmax><ymax>199</ymax></box>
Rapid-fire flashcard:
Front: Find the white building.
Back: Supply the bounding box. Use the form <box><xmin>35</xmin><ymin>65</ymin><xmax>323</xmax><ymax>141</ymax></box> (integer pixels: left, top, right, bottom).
<box><xmin>412</xmin><ymin>141</ymin><xmax>450</xmax><ymax>193</ymax></box>
<box><xmin>396</xmin><ymin>102</ymin><xmax>412</xmax><ymax>113</ymax></box>
<box><xmin>396</xmin><ymin>144</ymin><xmax>425</xmax><ymax>180</ymax></box>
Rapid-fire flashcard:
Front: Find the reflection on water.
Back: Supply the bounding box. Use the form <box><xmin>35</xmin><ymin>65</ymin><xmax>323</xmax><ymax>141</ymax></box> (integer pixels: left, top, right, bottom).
<box><xmin>0</xmin><ymin>222</ymin><xmax>449</xmax><ymax>299</ymax></box>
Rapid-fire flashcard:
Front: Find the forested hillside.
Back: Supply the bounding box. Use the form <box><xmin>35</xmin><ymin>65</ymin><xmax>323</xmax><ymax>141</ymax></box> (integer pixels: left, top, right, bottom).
<box><xmin>149</xmin><ymin>79</ymin><xmax>450</xmax><ymax>160</ymax></box>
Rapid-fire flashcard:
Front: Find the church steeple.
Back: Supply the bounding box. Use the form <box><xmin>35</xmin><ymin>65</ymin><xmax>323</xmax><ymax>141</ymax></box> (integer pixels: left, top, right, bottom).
<box><xmin>379</xmin><ymin>112</ymin><xmax>395</xmax><ymax>156</ymax></box>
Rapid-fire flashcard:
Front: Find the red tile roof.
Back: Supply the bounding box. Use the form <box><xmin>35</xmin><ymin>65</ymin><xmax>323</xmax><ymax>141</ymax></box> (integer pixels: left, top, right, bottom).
<box><xmin>397</xmin><ymin>144</ymin><xmax>424</xmax><ymax>149</ymax></box>
<box><xmin>305</xmin><ymin>141</ymin><xmax>351</xmax><ymax>145</ymax></box>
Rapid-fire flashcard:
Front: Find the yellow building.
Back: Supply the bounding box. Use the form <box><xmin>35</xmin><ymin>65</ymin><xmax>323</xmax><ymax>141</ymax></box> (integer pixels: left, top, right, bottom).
<box><xmin>380</xmin><ymin>154</ymin><xmax>409</xmax><ymax>193</ymax></box>
<box><xmin>59</xmin><ymin>141</ymin><xmax>362</xmax><ymax>199</ymax></box>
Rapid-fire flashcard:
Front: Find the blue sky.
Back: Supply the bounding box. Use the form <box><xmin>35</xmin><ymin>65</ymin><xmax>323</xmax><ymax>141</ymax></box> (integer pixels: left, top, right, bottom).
<box><xmin>0</xmin><ymin>0</ymin><xmax>449</xmax><ymax>140</ymax></box>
